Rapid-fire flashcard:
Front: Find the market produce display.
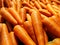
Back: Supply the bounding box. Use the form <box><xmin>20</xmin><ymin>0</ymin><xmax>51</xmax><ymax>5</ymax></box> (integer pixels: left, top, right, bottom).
<box><xmin>0</xmin><ymin>0</ymin><xmax>60</xmax><ymax>45</ymax></box>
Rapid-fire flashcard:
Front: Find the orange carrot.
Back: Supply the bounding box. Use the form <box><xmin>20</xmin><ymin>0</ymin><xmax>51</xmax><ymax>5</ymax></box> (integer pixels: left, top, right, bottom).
<box><xmin>34</xmin><ymin>1</ymin><xmax>42</xmax><ymax>9</ymax></box>
<box><xmin>30</xmin><ymin>1</ymin><xmax>34</xmax><ymax>7</ymax></box>
<box><xmin>20</xmin><ymin>8</ymin><xmax>26</xmax><ymax>22</ymax></box>
<box><xmin>47</xmin><ymin>4</ymin><xmax>57</xmax><ymax>15</ymax></box>
<box><xmin>13</xmin><ymin>25</ymin><xmax>36</xmax><ymax>45</ymax></box>
<box><xmin>31</xmin><ymin>9</ymin><xmax>44</xmax><ymax>45</ymax></box>
<box><xmin>1</xmin><ymin>7</ymin><xmax>17</xmax><ymax>25</ymax></box>
<box><xmin>39</xmin><ymin>9</ymin><xmax>52</xmax><ymax>17</ymax></box>
<box><xmin>23</xmin><ymin>21</ymin><xmax>37</xmax><ymax>44</ymax></box>
<box><xmin>41</xmin><ymin>15</ymin><xmax>60</xmax><ymax>37</ymax></box>
<box><xmin>0</xmin><ymin>15</ymin><xmax>4</xmax><ymax>23</ymax></box>
<box><xmin>1</xmin><ymin>24</ymin><xmax>13</xmax><ymax>45</ymax></box>
<box><xmin>8</xmin><ymin>8</ymin><xmax>23</xmax><ymax>24</ymax></box>
<box><xmin>9</xmin><ymin>32</ymin><xmax>18</xmax><ymax>45</ymax></box>
<box><xmin>40</xmin><ymin>0</ymin><xmax>46</xmax><ymax>4</ymax></box>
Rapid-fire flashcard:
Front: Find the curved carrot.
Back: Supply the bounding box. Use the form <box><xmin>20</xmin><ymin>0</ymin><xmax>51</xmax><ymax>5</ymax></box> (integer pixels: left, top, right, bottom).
<box><xmin>13</xmin><ymin>25</ymin><xmax>36</xmax><ymax>45</ymax></box>
<box><xmin>31</xmin><ymin>10</ymin><xmax>44</xmax><ymax>45</ymax></box>
<box><xmin>1</xmin><ymin>24</ymin><xmax>13</xmax><ymax>45</ymax></box>
<box><xmin>9</xmin><ymin>32</ymin><xmax>18</xmax><ymax>45</ymax></box>
<box><xmin>20</xmin><ymin>8</ymin><xmax>26</xmax><ymax>22</ymax></box>
<box><xmin>0</xmin><ymin>7</ymin><xmax>17</xmax><ymax>25</ymax></box>
<box><xmin>23</xmin><ymin>21</ymin><xmax>37</xmax><ymax>44</ymax></box>
<box><xmin>8</xmin><ymin>8</ymin><xmax>23</xmax><ymax>24</ymax></box>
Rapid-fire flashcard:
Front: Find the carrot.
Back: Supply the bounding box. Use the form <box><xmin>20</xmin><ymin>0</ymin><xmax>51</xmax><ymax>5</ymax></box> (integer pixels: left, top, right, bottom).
<box><xmin>8</xmin><ymin>8</ymin><xmax>23</xmax><ymax>24</ymax></box>
<box><xmin>43</xmin><ymin>30</ymin><xmax>48</xmax><ymax>44</ymax></box>
<box><xmin>13</xmin><ymin>25</ymin><xmax>36</xmax><ymax>45</ymax></box>
<box><xmin>47</xmin><ymin>4</ymin><xmax>57</xmax><ymax>15</ymax></box>
<box><xmin>45</xmin><ymin>0</ymin><xmax>51</xmax><ymax>4</ymax></box>
<box><xmin>23</xmin><ymin>1</ymin><xmax>33</xmax><ymax>8</ymax></box>
<box><xmin>20</xmin><ymin>8</ymin><xmax>26</xmax><ymax>22</ymax></box>
<box><xmin>38</xmin><ymin>2</ymin><xmax>47</xmax><ymax>9</ymax></box>
<box><xmin>27</xmin><ymin>14</ymin><xmax>32</xmax><ymax>23</ymax></box>
<box><xmin>0</xmin><ymin>15</ymin><xmax>4</xmax><ymax>23</ymax></box>
<box><xmin>40</xmin><ymin>0</ymin><xmax>46</xmax><ymax>4</ymax></box>
<box><xmin>1</xmin><ymin>24</ymin><xmax>13</xmax><ymax>45</ymax></box>
<box><xmin>34</xmin><ymin>1</ymin><xmax>42</xmax><ymax>9</ymax></box>
<box><xmin>30</xmin><ymin>1</ymin><xmax>34</xmax><ymax>7</ymax></box>
<box><xmin>0</xmin><ymin>7</ymin><xmax>17</xmax><ymax>25</ymax></box>
<box><xmin>39</xmin><ymin>9</ymin><xmax>52</xmax><ymax>17</ymax></box>
<box><xmin>16</xmin><ymin>0</ymin><xmax>22</xmax><ymax>13</ymax></box>
<box><xmin>23</xmin><ymin>21</ymin><xmax>37</xmax><ymax>44</ymax></box>
<box><xmin>9</xmin><ymin>32</ymin><xmax>18</xmax><ymax>45</ymax></box>
<box><xmin>6</xmin><ymin>21</ymin><xmax>13</xmax><ymax>32</ymax></box>
<box><xmin>41</xmin><ymin>14</ymin><xmax>60</xmax><ymax>37</ymax></box>
<box><xmin>31</xmin><ymin>9</ymin><xmax>44</xmax><ymax>45</ymax></box>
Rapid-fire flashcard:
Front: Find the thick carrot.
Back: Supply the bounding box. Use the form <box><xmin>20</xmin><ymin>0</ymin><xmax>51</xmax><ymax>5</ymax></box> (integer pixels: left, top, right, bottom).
<box><xmin>41</xmin><ymin>15</ymin><xmax>60</xmax><ymax>37</ymax></box>
<box><xmin>47</xmin><ymin>4</ymin><xmax>57</xmax><ymax>15</ymax></box>
<box><xmin>8</xmin><ymin>8</ymin><xmax>23</xmax><ymax>24</ymax></box>
<box><xmin>27</xmin><ymin>14</ymin><xmax>32</xmax><ymax>23</ymax></box>
<box><xmin>13</xmin><ymin>25</ymin><xmax>36</xmax><ymax>45</ymax></box>
<box><xmin>23</xmin><ymin>21</ymin><xmax>37</xmax><ymax>44</ymax></box>
<box><xmin>34</xmin><ymin>1</ymin><xmax>42</xmax><ymax>9</ymax></box>
<box><xmin>9</xmin><ymin>32</ymin><xmax>18</xmax><ymax>45</ymax></box>
<box><xmin>1</xmin><ymin>24</ymin><xmax>13</xmax><ymax>45</ymax></box>
<box><xmin>6</xmin><ymin>21</ymin><xmax>13</xmax><ymax>32</ymax></box>
<box><xmin>39</xmin><ymin>9</ymin><xmax>52</xmax><ymax>17</ymax></box>
<box><xmin>20</xmin><ymin>8</ymin><xmax>26</xmax><ymax>22</ymax></box>
<box><xmin>0</xmin><ymin>7</ymin><xmax>17</xmax><ymax>25</ymax></box>
<box><xmin>31</xmin><ymin>9</ymin><xmax>44</xmax><ymax>45</ymax></box>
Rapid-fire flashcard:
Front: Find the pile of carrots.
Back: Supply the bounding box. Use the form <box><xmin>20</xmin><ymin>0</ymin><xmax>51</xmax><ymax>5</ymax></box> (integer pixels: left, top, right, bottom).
<box><xmin>0</xmin><ymin>0</ymin><xmax>60</xmax><ymax>45</ymax></box>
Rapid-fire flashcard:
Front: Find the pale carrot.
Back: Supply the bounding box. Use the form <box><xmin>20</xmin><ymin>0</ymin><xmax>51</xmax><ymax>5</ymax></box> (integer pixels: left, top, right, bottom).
<box><xmin>13</xmin><ymin>25</ymin><xmax>36</xmax><ymax>45</ymax></box>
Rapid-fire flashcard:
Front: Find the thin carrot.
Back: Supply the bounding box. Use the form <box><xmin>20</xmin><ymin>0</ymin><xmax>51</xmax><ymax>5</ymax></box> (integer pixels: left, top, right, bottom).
<box><xmin>31</xmin><ymin>9</ymin><xmax>44</xmax><ymax>45</ymax></box>
<box><xmin>0</xmin><ymin>7</ymin><xmax>17</xmax><ymax>25</ymax></box>
<box><xmin>30</xmin><ymin>1</ymin><xmax>34</xmax><ymax>7</ymax></box>
<box><xmin>9</xmin><ymin>32</ymin><xmax>18</xmax><ymax>45</ymax></box>
<box><xmin>47</xmin><ymin>4</ymin><xmax>57</xmax><ymax>15</ymax></box>
<box><xmin>34</xmin><ymin>1</ymin><xmax>42</xmax><ymax>9</ymax></box>
<box><xmin>23</xmin><ymin>21</ymin><xmax>37</xmax><ymax>44</ymax></box>
<box><xmin>20</xmin><ymin>8</ymin><xmax>26</xmax><ymax>22</ymax></box>
<box><xmin>1</xmin><ymin>24</ymin><xmax>13</xmax><ymax>45</ymax></box>
<box><xmin>39</xmin><ymin>9</ymin><xmax>52</xmax><ymax>17</ymax></box>
<box><xmin>8</xmin><ymin>8</ymin><xmax>23</xmax><ymax>24</ymax></box>
<box><xmin>13</xmin><ymin>25</ymin><xmax>36</xmax><ymax>45</ymax></box>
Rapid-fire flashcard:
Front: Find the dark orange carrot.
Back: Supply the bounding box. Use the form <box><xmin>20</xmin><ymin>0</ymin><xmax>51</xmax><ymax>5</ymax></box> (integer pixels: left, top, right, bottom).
<box><xmin>31</xmin><ymin>9</ymin><xmax>44</xmax><ymax>45</ymax></box>
<box><xmin>6</xmin><ymin>21</ymin><xmax>13</xmax><ymax>32</ymax></box>
<box><xmin>8</xmin><ymin>8</ymin><xmax>23</xmax><ymax>24</ymax></box>
<box><xmin>39</xmin><ymin>9</ymin><xmax>52</xmax><ymax>17</ymax></box>
<box><xmin>0</xmin><ymin>15</ymin><xmax>4</xmax><ymax>23</ymax></box>
<box><xmin>0</xmin><ymin>7</ymin><xmax>17</xmax><ymax>25</ymax></box>
<box><xmin>9</xmin><ymin>32</ymin><xmax>18</xmax><ymax>45</ymax></box>
<box><xmin>23</xmin><ymin>21</ymin><xmax>37</xmax><ymax>44</ymax></box>
<box><xmin>13</xmin><ymin>25</ymin><xmax>36</xmax><ymax>45</ymax></box>
<box><xmin>1</xmin><ymin>24</ymin><xmax>13</xmax><ymax>45</ymax></box>
<box><xmin>20</xmin><ymin>8</ymin><xmax>26</xmax><ymax>22</ymax></box>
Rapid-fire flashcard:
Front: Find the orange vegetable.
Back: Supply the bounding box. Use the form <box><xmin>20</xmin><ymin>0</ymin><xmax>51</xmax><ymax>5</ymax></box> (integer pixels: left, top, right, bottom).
<box><xmin>9</xmin><ymin>32</ymin><xmax>18</xmax><ymax>45</ymax></box>
<box><xmin>31</xmin><ymin>9</ymin><xmax>44</xmax><ymax>45</ymax></box>
<box><xmin>1</xmin><ymin>24</ymin><xmax>13</xmax><ymax>45</ymax></box>
<box><xmin>13</xmin><ymin>25</ymin><xmax>36</xmax><ymax>45</ymax></box>
<box><xmin>1</xmin><ymin>7</ymin><xmax>17</xmax><ymax>25</ymax></box>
